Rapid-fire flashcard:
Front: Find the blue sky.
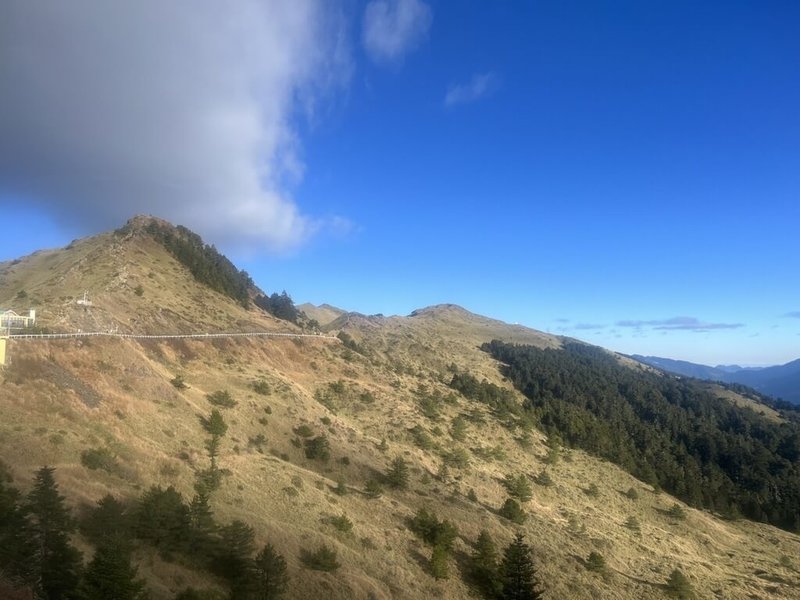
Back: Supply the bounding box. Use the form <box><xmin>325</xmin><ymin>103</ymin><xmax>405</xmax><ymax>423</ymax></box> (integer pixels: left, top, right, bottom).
<box><xmin>1</xmin><ymin>1</ymin><xmax>798</xmax><ymax>365</ymax></box>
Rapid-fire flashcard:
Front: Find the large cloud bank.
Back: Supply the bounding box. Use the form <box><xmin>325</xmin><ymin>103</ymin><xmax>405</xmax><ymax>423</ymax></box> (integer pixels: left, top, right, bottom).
<box><xmin>0</xmin><ymin>1</ymin><xmax>349</xmax><ymax>252</ymax></box>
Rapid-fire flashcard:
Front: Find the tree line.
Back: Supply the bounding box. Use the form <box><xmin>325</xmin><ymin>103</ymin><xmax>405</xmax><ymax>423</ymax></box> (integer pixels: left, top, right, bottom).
<box><xmin>142</xmin><ymin>222</ymin><xmax>253</xmax><ymax>307</ymax></box>
<box><xmin>478</xmin><ymin>340</ymin><xmax>800</xmax><ymax>532</ymax></box>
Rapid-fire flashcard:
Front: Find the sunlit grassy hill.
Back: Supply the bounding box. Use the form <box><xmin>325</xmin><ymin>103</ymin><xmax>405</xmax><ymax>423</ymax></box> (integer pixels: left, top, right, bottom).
<box><xmin>1</xmin><ymin>218</ymin><xmax>799</xmax><ymax>599</ymax></box>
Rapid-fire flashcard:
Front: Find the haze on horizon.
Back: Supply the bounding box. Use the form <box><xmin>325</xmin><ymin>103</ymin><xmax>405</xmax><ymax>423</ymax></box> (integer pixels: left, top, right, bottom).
<box><xmin>1</xmin><ymin>1</ymin><xmax>798</xmax><ymax>366</ymax></box>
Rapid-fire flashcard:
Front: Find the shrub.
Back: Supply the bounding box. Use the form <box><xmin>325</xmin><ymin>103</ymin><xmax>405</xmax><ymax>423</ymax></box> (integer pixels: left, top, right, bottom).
<box><xmin>443</xmin><ymin>448</ymin><xmax>470</xmax><ymax>470</ymax></box>
<box><xmin>668</xmin><ymin>504</ymin><xmax>687</xmax><ymax>521</ymax></box>
<box><xmin>325</xmin><ymin>514</ymin><xmax>353</xmax><ymax>534</ymax></box>
<box><xmin>499</xmin><ymin>498</ymin><xmax>526</xmax><ymax>524</ymax></box>
<box><xmin>304</xmin><ymin>435</ymin><xmax>330</xmax><ymax>462</ymax></box>
<box><xmin>247</xmin><ymin>434</ymin><xmax>267</xmax><ymax>450</ymax></box>
<box><xmin>624</xmin><ymin>516</ymin><xmax>641</xmax><ymax>533</ymax></box>
<box><xmin>134</xmin><ymin>284</ymin><xmax>144</xmax><ymax>296</ymax></box>
<box><xmin>625</xmin><ymin>487</ymin><xmax>639</xmax><ymax>500</ymax></box>
<box><xmin>334</xmin><ymin>479</ymin><xmax>348</xmax><ymax>496</ymax></box>
<box><xmin>364</xmin><ymin>479</ymin><xmax>383</xmax><ymax>499</ymax></box>
<box><xmin>586</xmin><ymin>551</ymin><xmax>606</xmax><ymax>572</ymax></box>
<box><xmin>409</xmin><ymin>425</ymin><xmax>435</xmax><ymax>451</ymax></box>
<box><xmin>544</xmin><ymin>443</ymin><xmax>560</xmax><ymax>465</ymax></box>
<box><xmin>408</xmin><ymin>508</ymin><xmax>458</xmax><ymax>550</ymax></box>
<box><xmin>81</xmin><ymin>447</ymin><xmax>119</xmax><ymax>474</ymax></box>
<box><xmin>567</xmin><ymin>514</ymin><xmax>586</xmax><ymax>535</ymax></box>
<box><xmin>450</xmin><ymin>416</ymin><xmax>468</xmax><ymax>442</ymax></box>
<box><xmin>320</xmin><ymin>416</ymin><xmax>332</xmax><ymax>426</ymax></box>
<box><xmin>252</xmin><ymin>380</ymin><xmax>271</xmax><ymax>395</ymax></box>
<box><xmin>293</xmin><ymin>424</ymin><xmax>314</xmax><ymax>438</ymax></box>
<box><xmin>502</xmin><ymin>474</ymin><xmax>532</xmax><ymax>502</ymax></box>
<box><xmin>418</xmin><ymin>393</ymin><xmax>442</xmax><ymax>420</ymax></box>
<box><xmin>300</xmin><ymin>545</ymin><xmax>340</xmax><ymax>572</ymax></box>
<box><xmin>207</xmin><ymin>390</ymin><xmax>236</xmax><ymax>408</ymax></box>
<box><xmin>585</xmin><ymin>483</ymin><xmax>599</xmax><ymax>497</ymax></box>
<box><xmin>467</xmin><ymin>488</ymin><xmax>478</xmax><ymax>502</ymax></box>
<box><xmin>170</xmin><ymin>375</ymin><xmax>188</xmax><ymax>389</ymax></box>
<box><xmin>534</xmin><ymin>470</ymin><xmax>553</xmax><ymax>487</ymax></box>
<box><xmin>665</xmin><ymin>568</ymin><xmax>694</xmax><ymax>598</ymax></box>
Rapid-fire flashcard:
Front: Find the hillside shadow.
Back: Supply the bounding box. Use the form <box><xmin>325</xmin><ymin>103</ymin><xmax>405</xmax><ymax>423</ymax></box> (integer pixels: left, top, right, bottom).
<box><xmin>612</xmin><ymin>568</ymin><xmax>666</xmax><ymax>591</ymax></box>
<box><xmin>408</xmin><ymin>547</ymin><xmax>430</xmax><ymax>574</ymax></box>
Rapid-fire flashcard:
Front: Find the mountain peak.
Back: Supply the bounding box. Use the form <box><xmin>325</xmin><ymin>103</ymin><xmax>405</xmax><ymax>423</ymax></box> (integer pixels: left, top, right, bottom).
<box><xmin>118</xmin><ymin>214</ymin><xmax>176</xmax><ymax>235</ymax></box>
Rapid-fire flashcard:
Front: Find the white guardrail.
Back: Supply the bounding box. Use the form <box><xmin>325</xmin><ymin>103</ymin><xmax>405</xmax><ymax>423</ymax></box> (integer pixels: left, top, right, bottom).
<box><xmin>8</xmin><ymin>331</ymin><xmax>339</xmax><ymax>341</ymax></box>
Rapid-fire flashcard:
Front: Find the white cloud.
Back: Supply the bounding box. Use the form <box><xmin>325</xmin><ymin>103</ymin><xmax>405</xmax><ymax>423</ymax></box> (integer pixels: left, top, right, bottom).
<box><xmin>444</xmin><ymin>72</ymin><xmax>498</xmax><ymax>107</ymax></box>
<box><xmin>362</xmin><ymin>0</ymin><xmax>432</xmax><ymax>64</ymax></box>
<box><xmin>616</xmin><ymin>317</ymin><xmax>744</xmax><ymax>332</ymax></box>
<box><xmin>0</xmin><ymin>1</ymin><xmax>351</xmax><ymax>253</ymax></box>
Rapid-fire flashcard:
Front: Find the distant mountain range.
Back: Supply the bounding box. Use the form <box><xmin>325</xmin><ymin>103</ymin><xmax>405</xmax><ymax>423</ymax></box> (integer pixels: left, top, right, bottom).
<box><xmin>632</xmin><ymin>355</ymin><xmax>800</xmax><ymax>405</ymax></box>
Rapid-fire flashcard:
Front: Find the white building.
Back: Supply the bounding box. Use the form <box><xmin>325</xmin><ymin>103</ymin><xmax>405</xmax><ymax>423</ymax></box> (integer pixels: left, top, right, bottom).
<box><xmin>0</xmin><ymin>309</ymin><xmax>36</xmax><ymax>329</ymax></box>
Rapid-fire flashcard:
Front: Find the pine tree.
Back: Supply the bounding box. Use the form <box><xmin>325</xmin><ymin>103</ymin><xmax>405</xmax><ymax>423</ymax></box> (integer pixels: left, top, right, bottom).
<box><xmin>470</xmin><ymin>530</ymin><xmax>501</xmax><ymax>598</ymax></box>
<box><xmin>499</xmin><ymin>498</ymin><xmax>527</xmax><ymax>524</ymax></box>
<box><xmin>502</xmin><ymin>474</ymin><xmax>533</xmax><ymax>503</ymax></box>
<box><xmin>133</xmin><ymin>485</ymin><xmax>191</xmax><ymax>557</ymax></box>
<box><xmin>25</xmin><ymin>466</ymin><xmax>83</xmax><ymax>599</ymax></box>
<box><xmin>385</xmin><ymin>456</ymin><xmax>410</xmax><ymax>489</ymax></box>
<box><xmin>252</xmin><ymin>543</ymin><xmax>288</xmax><ymax>599</ymax></box>
<box><xmin>499</xmin><ymin>533</ymin><xmax>544</xmax><ymax>600</ymax></box>
<box><xmin>80</xmin><ymin>541</ymin><xmax>146</xmax><ymax>600</ymax></box>
<box><xmin>0</xmin><ymin>471</ymin><xmax>35</xmax><ymax>589</ymax></box>
<box><xmin>429</xmin><ymin>544</ymin><xmax>449</xmax><ymax>580</ymax></box>
<box><xmin>81</xmin><ymin>494</ymin><xmax>130</xmax><ymax>547</ymax></box>
<box><xmin>200</xmin><ymin>409</ymin><xmax>228</xmax><ymax>471</ymax></box>
<box><xmin>214</xmin><ymin>520</ymin><xmax>256</xmax><ymax>580</ymax></box>
<box><xmin>586</xmin><ymin>551</ymin><xmax>606</xmax><ymax>573</ymax></box>
<box><xmin>666</xmin><ymin>568</ymin><xmax>694</xmax><ymax>599</ymax></box>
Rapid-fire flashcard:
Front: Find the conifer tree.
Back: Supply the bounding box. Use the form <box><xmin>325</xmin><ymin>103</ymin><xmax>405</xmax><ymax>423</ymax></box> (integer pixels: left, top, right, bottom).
<box><xmin>253</xmin><ymin>543</ymin><xmax>289</xmax><ymax>599</ymax></box>
<box><xmin>0</xmin><ymin>471</ymin><xmax>35</xmax><ymax>588</ymax></box>
<box><xmin>133</xmin><ymin>485</ymin><xmax>191</xmax><ymax>557</ymax></box>
<box><xmin>499</xmin><ymin>533</ymin><xmax>544</xmax><ymax>600</ymax></box>
<box><xmin>81</xmin><ymin>494</ymin><xmax>130</xmax><ymax>547</ymax></box>
<box><xmin>502</xmin><ymin>474</ymin><xmax>533</xmax><ymax>503</ymax></box>
<box><xmin>385</xmin><ymin>456</ymin><xmax>410</xmax><ymax>489</ymax></box>
<box><xmin>429</xmin><ymin>544</ymin><xmax>449</xmax><ymax>580</ymax></box>
<box><xmin>25</xmin><ymin>466</ymin><xmax>83</xmax><ymax>599</ymax></box>
<box><xmin>470</xmin><ymin>530</ymin><xmax>501</xmax><ymax>598</ymax></box>
<box><xmin>499</xmin><ymin>498</ymin><xmax>527</xmax><ymax>524</ymax></box>
<box><xmin>666</xmin><ymin>568</ymin><xmax>694</xmax><ymax>599</ymax></box>
<box><xmin>80</xmin><ymin>541</ymin><xmax>146</xmax><ymax>600</ymax></box>
<box><xmin>200</xmin><ymin>409</ymin><xmax>228</xmax><ymax>471</ymax></box>
<box><xmin>214</xmin><ymin>520</ymin><xmax>256</xmax><ymax>582</ymax></box>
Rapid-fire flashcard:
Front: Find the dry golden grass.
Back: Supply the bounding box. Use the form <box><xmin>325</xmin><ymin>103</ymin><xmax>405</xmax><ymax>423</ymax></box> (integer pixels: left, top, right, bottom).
<box><xmin>1</xmin><ymin>226</ymin><xmax>799</xmax><ymax>599</ymax></box>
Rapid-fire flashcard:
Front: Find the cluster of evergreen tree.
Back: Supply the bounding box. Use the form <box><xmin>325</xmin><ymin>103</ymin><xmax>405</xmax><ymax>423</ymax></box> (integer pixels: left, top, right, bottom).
<box><xmin>0</xmin><ymin>464</ymin><xmax>289</xmax><ymax>600</ymax></box>
<box><xmin>145</xmin><ymin>222</ymin><xmax>253</xmax><ymax>307</ymax></box>
<box><xmin>468</xmin><ymin>531</ymin><xmax>544</xmax><ymax>599</ymax></box>
<box><xmin>254</xmin><ymin>291</ymin><xmax>300</xmax><ymax>323</ymax></box>
<box><xmin>481</xmin><ymin>340</ymin><xmax>800</xmax><ymax>532</ymax></box>
<box><xmin>448</xmin><ymin>372</ymin><xmax>520</xmax><ymax>419</ymax></box>
<box><xmin>0</xmin><ymin>464</ymin><xmax>143</xmax><ymax>599</ymax></box>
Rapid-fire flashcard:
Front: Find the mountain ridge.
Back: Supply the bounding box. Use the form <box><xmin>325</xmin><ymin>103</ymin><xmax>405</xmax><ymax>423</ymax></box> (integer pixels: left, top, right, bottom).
<box><xmin>633</xmin><ymin>354</ymin><xmax>800</xmax><ymax>405</ymax></box>
<box><xmin>1</xmin><ymin>216</ymin><xmax>799</xmax><ymax>599</ymax></box>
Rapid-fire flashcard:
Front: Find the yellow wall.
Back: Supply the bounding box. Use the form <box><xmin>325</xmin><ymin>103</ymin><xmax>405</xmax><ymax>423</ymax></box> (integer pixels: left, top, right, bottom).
<box><xmin>0</xmin><ymin>338</ymin><xmax>6</xmax><ymax>366</ymax></box>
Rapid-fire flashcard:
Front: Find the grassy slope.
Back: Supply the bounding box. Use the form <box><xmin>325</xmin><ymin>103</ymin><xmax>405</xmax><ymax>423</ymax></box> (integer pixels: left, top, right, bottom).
<box><xmin>1</xmin><ymin>229</ymin><xmax>799</xmax><ymax>599</ymax></box>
